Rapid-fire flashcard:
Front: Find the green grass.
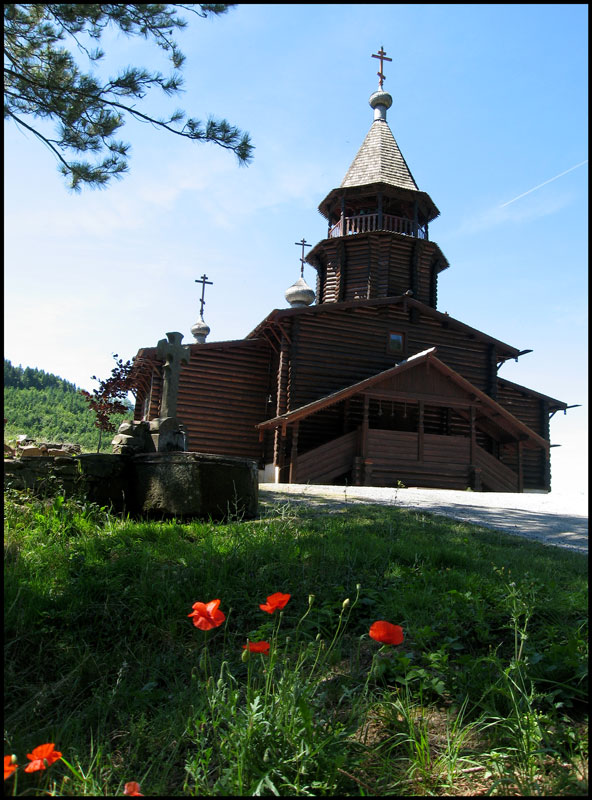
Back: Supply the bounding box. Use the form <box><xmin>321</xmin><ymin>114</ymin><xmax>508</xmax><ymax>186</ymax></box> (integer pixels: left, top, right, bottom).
<box><xmin>4</xmin><ymin>488</ymin><xmax>588</xmax><ymax>795</ymax></box>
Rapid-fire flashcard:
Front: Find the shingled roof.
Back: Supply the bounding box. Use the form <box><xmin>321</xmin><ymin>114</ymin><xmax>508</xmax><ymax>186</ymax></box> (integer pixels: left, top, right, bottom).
<box><xmin>340</xmin><ymin>117</ymin><xmax>418</xmax><ymax>191</ymax></box>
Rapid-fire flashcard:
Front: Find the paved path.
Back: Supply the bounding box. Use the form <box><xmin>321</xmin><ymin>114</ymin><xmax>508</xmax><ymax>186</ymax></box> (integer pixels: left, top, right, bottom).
<box><xmin>259</xmin><ymin>484</ymin><xmax>588</xmax><ymax>554</ymax></box>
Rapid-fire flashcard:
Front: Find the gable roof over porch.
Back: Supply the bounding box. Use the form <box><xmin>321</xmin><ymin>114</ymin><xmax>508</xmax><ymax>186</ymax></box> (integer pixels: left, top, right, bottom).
<box><xmin>257</xmin><ymin>347</ymin><xmax>548</xmax><ymax>450</ymax></box>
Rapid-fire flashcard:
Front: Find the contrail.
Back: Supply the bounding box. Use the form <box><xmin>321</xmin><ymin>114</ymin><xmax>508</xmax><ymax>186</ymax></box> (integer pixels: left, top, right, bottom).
<box><xmin>500</xmin><ymin>160</ymin><xmax>588</xmax><ymax>208</ymax></box>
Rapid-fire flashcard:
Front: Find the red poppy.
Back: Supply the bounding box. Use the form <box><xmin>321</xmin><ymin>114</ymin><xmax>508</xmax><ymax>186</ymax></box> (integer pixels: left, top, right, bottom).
<box><xmin>369</xmin><ymin>621</ymin><xmax>404</xmax><ymax>646</ymax></box>
<box><xmin>23</xmin><ymin>743</ymin><xmax>62</xmax><ymax>773</ymax></box>
<box><xmin>123</xmin><ymin>781</ymin><xmax>144</xmax><ymax>796</ymax></box>
<box><xmin>187</xmin><ymin>599</ymin><xmax>226</xmax><ymax>630</ymax></box>
<box><xmin>4</xmin><ymin>755</ymin><xmax>18</xmax><ymax>780</ymax></box>
<box><xmin>259</xmin><ymin>592</ymin><xmax>291</xmax><ymax>614</ymax></box>
<box><xmin>242</xmin><ymin>640</ymin><xmax>270</xmax><ymax>655</ymax></box>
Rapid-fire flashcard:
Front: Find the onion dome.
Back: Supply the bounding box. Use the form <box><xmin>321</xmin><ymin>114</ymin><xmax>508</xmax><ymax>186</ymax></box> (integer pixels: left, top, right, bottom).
<box><xmin>190</xmin><ymin>317</ymin><xmax>210</xmax><ymax>343</ymax></box>
<box><xmin>285</xmin><ymin>276</ymin><xmax>315</xmax><ymax>308</ymax></box>
<box><xmin>369</xmin><ymin>89</ymin><xmax>393</xmax><ymax>121</ymax></box>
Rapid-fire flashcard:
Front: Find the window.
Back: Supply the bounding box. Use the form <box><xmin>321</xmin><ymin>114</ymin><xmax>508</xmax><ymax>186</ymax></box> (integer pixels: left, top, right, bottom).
<box><xmin>387</xmin><ymin>331</ymin><xmax>405</xmax><ymax>355</ymax></box>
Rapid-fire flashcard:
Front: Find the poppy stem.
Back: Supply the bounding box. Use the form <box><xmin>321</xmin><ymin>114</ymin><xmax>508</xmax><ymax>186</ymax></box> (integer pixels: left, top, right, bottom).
<box><xmin>323</xmin><ymin>584</ymin><xmax>361</xmax><ymax>667</ymax></box>
<box><xmin>265</xmin><ymin>611</ymin><xmax>284</xmax><ymax>697</ymax></box>
<box><xmin>293</xmin><ymin>594</ymin><xmax>315</xmax><ymax>641</ymax></box>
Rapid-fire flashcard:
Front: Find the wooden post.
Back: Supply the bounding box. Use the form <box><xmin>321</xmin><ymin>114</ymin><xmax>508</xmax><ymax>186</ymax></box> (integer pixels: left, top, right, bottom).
<box><xmin>377</xmin><ymin>191</ymin><xmax>383</xmax><ymax>230</ymax></box>
<box><xmin>413</xmin><ymin>199</ymin><xmax>418</xmax><ymax>238</ymax></box>
<box><xmin>342</xmin><ymin>399</ymin><xmax>350</xmax><ymax>434</ymax></box>
<box><xmin>340</xmin><ymin>195</ymin><xmax>346</xmax><ymax>236</ymax></box>
<box><xmin>289</xmin><ymin>422</ymin><xmax>299</xmax><ymax>484</ymax></box>
<box><xmin>517</xmin><ymin>440</ymin><xmax>523</xmax><ymax>492</ymax></box>
<box><xmin>361</xmin><ymin>395</ymin><xmax>370</xmax><ymax>458</ymax></box>
<box><xmin>273</xmin><ymin>335</ymin><xmax>290</xmax><ymax>478</ymax></box>
<box><xmin>540</xmin><ymin>399</ymin><xmax>551</xmax><ymax>490</ymax></box>
<box><xmin>470</xmin><ymin>405</ymin><xmax>476</xmax><ymax>464</ymax></box>
<box><xmin>352</xmin><ymin>456</ymin><xmax>363</xmax><ymax>486</ymax></box>
<box><xmin>417</xmin><ymin>400</ymin><xmax>424</xmax><ymax>462</ymax></box>
<box><xmin>354</xmin><ymin>396</ymin><xmax>370</xmax><ymax>486</ymax></box>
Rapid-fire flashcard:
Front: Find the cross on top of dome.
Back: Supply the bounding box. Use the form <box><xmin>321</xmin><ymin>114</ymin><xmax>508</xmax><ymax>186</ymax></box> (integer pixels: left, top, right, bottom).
<box><xmin>371</xmin><ymin>46</ymin><xmax>392</xmax><ymax>90</ymax></box>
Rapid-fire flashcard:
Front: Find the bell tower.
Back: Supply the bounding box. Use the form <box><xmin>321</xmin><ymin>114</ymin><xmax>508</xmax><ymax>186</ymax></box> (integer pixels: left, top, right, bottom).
<box><xmin>306</xmin><ymin>48</ymin><xmax>449</xmax><ymax>308</ymax></box>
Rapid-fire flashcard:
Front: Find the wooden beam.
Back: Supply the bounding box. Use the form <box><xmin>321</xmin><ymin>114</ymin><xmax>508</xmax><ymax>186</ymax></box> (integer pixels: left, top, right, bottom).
<box><xmin>364</xmin><ymin>390</ymin><xmax>477</xmax><ymax>409</ymax></box>
<box><xmin>417</xmin><ymin>400</ymin><xmax>424</xmax><ymax>462</ymax></box>
<box><xmin>289</xmin><ymin>422</ymin><xmax>299</xmax><ymax>484</ymax></box>
<box><xmin>267</xmin><ymin>324</ymin><xmax>283</xmax><ymax>348</ymax></box>
<box><xmin>275</xmin><ymin>320</ymin><xmax>292</xmax><ymax>344</ymax></box>
<box><xmin>261</xmin><ymin>330</ymin><xmax>279</xmax><ymax>354</ymax></box>
<box><xmin>342</xmin><ymin>398</ymin><xmax>350</xmax><ymax>434</ymax></box>
<box><xmin>361</xmin><ymin>395</ymin><xmax>369</xmax><ymax>461</ymax></box>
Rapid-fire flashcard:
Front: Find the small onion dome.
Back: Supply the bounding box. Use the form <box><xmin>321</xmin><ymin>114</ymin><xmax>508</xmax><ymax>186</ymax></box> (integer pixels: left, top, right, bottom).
<box><xmin>190</xmin><ymin>318</ymin><xmax>210</xmax><ymax>343</ymax></box>
<box><xmin>369</xmin><ymin>90</ymin><xmax>393</xmax><ymax>121</ymax></box>
<box><xmin>285</xmin><ymin>276</ymin><xmax>315</xmax><ymax>308</ymax></box>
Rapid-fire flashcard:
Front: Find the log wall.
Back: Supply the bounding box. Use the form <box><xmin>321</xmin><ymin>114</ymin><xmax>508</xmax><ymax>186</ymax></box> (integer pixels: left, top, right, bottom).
<box><xmin>496</xmin><ymin>381</ymin><xmax>550</xmax><ymax>490</ymax></box>
<box><xmin>313</xmin><ymin>232</ymin><xmax>443</xmax><ymax>306</ymax></box>
<box><xmin>135</xmin><ymin>340</ymin><xmax>274</xmax><ymax>462</ymax></box>
<box><xmin>367</xmin><ymin>430</ymin><xmax>472</xmax><ymax>489</ymax></box>
<box><xmin>288</xmin><ymin>304</ymin><xmax>494</xmax><ymax>412</ymax></box>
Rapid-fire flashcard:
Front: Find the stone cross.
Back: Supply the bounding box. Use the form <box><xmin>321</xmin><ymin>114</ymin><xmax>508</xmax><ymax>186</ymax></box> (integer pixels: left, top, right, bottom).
<box><xmin>156</xmin><ymin>331</ymin><xmax>190</xmax><ymax>419</ymax></box>
<box><xmin>372</xmin><ymin>46</ymin><xmax>392</xmax><ymax>90</ymax></box>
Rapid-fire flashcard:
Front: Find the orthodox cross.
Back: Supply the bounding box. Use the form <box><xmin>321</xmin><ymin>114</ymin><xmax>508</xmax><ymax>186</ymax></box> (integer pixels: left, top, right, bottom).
<box><xmin>156</xmin><ymin>331</ymin><xmax>190</xmax><ymax>419</ymax></box>
<box><xmin>195</xmin><ymin>274</ymin><xmax>213</xmax><ymax>320</ymax></box>
<box><xmin>294</xmin><ymin>238</ymin><xmax>311</xmax><ymax>277</ymax></box>
<box><xmin>372</xmin><ymin>46</ymin><xmax>392</xmax><ymax>90</ymax></box>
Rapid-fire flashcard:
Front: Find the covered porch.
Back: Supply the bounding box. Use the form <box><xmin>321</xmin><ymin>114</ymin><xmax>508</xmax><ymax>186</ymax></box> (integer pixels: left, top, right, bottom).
<box><xmin>257</xmin><ymin>349</ymin><xmax>549</xmax><ymax>492</ymax></box>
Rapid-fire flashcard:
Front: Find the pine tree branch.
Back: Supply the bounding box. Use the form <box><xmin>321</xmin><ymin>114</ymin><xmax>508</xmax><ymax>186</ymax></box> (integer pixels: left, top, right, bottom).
<box><xmin>4</xmin><ymin>3</ymin><xmax>252</xmax><ymax>188</ymax></box>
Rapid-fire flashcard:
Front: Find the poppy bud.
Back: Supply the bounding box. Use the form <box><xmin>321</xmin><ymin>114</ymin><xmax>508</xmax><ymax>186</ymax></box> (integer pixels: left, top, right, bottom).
<box><xmin>241</xmin><ymin>648</ymin><xmax>249</xmax><ymax>663</ymax></box>
<box><xmin>342</xmin><ymin>598</ymin><xmax>350</xmax><ymax>610</ymax></box>
<box><xmin>308</xmin><ymin>594</ymin><xmax>315</xmax><ymax>607</ymax></box>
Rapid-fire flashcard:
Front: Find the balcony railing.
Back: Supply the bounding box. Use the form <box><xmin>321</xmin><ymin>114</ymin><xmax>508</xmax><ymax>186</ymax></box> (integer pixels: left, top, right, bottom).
<box><xmin>328</xmin><ymin>212</ymin><xmax>427</xmax><ymax>240</ymax></box>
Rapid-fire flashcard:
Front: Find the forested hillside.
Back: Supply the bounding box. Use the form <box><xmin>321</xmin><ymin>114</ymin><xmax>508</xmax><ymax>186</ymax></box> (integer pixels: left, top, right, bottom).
<box><xmin>4</xmin><ymin>360</ymin><xmax>133</xmax><ymax>452</ymax></box>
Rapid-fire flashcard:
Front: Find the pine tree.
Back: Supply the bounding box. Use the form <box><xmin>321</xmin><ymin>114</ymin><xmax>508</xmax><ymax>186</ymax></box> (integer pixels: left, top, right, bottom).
<box><xmin>4</xmin><ymin>4</ymin><xmax>253</xmax><ymax>190</ymax></box>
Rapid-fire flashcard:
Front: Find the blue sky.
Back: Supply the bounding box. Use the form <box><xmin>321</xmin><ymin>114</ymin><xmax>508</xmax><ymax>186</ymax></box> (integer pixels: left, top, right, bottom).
<box><xmin>4</xmin><ymin>4</ymin><xmax>588</xmax><ymax>494</ymax></box>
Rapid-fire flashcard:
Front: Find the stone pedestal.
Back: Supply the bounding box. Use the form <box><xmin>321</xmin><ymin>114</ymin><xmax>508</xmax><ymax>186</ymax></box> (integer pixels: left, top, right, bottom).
<box><xmin>129</xmin><ymin>452</ymin><xmax>258</xmax><ymax>520</ymax></box>
<box><xmin>111</xmin><ymin>421</ymin><xmax>155</xmax><ymax>455</ymax></box>
<box><xmin>149</xmin><ymin>417</ymin><xmax>188</xmax><ymax>452</ymax></box>
<box><xmin>4</xmin><ymin>450</ymin><xmax>258</xmax><ymax>521</ymax></box>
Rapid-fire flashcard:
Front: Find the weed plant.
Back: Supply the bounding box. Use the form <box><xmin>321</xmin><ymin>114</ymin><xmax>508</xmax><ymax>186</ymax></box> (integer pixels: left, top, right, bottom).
<box><xmin>4</xmin><ymin>488</ymin><xmax>588</xmax><ymax>795</ymax></box>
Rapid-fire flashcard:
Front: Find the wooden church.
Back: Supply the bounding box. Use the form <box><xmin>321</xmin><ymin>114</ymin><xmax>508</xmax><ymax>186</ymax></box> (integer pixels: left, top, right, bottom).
<box><xmin>132</xmin><ymin>50</ymin><xmax>568</xmax><ymax>492</ymax></box>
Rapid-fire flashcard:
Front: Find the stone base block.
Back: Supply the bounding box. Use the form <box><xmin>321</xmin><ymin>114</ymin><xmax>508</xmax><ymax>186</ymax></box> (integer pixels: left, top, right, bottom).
<box><xmin>4</xmin><ymin>451</ymin><xmax>258</xmax><ymax>521</ymax></box>
<box><xmin>129</xmin><ymin>452</ymin><xmax>258</xmax><ymax>520</ymax></box>
<box><xmin>77</xmin><ymin>453</ymin><xmax>130</xmax><ymax>512</ymax></box>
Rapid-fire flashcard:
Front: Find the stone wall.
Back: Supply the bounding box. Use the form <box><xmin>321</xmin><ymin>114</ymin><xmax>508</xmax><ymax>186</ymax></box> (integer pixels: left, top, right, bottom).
<box><xmin>4</xmin><ymin>452</ymin><xmax>258</xmax><ymax>521</ymax></box>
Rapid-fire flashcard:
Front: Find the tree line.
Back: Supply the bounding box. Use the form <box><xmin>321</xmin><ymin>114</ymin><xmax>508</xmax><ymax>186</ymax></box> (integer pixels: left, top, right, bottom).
<box><xmin>4</xmin><ymin>359</ymin><xmax>133</xmax><ymax>452</ymax></box>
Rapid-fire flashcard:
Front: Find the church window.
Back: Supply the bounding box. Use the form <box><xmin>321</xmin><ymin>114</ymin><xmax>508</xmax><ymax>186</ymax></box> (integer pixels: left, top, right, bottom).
<box><xmin>387</xmin><ymin>331</ymin><xmax>405</xmax><ymax>354</ymax></box>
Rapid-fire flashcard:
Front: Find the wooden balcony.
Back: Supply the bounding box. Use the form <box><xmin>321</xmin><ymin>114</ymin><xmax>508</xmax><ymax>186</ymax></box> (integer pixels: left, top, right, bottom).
<box><xmin>329</xmin><ymin>212</ymin><xmax>427</xmax><ymax>240</ymax></box>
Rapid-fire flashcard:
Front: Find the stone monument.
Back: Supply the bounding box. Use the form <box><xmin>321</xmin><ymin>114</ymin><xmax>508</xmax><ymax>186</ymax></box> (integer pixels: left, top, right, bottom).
<box><xmin>6</xmin><ymin>322</ymin><xmax>258</xmax><ymax>519</ymax></box>
<box><xmin>112</xmin><ymin>328</ymin><xmax>258</xmax><ymax>520</ymax></box>
<box><xmin>151</xmin><ymin>331</ymin><xmax>190</xmax><ymax>451</ymax></box>
<box><xmin>111</xmin><ymin>331</ymin><xmax>190</xmax><ymax>455</ymax></box>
